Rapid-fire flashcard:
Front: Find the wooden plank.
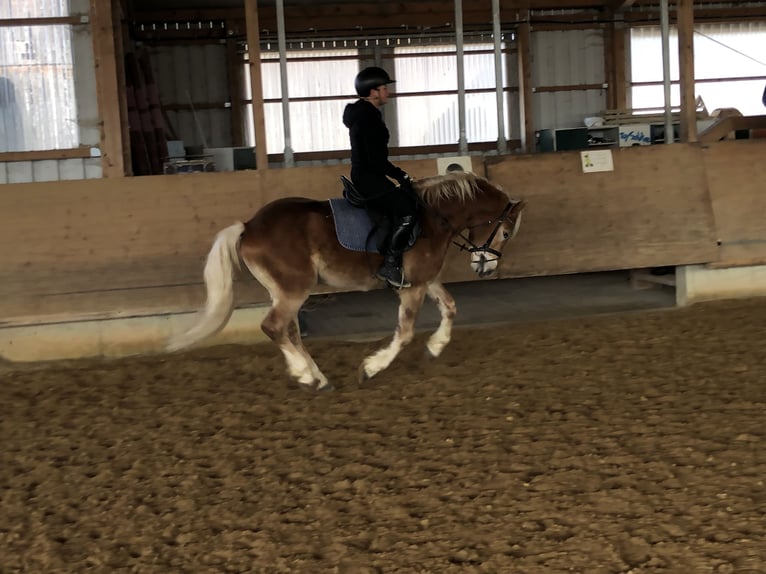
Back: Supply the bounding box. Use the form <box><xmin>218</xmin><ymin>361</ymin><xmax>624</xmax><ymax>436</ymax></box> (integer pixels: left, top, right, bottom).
<box><xmin>698</xmin><ymin>115</ymin><xmax>766</xmax><ymax>143</ymax></box>
<box><xmin>703</xmin><ymin>141</ymin><xmax>766</xmax><ymax>267</ymax></box>
<box><xmin>603</xmin><ymin>24</ymin><xmax>615</xmax><ymax>110</ymax></box>
<box><xmin>0</xmin><ymin>16</ymin><xmax>83</xmax><ymax>26</ymax></box>
<box><xmin>112</xmin><ymin>0</ymin><xmax>132</xmax><ymax>175</ymax></box>
<box><xmin>5</xmin><ymin>142</ymin><xmax>766</xmax><ymax>324</ymax></box>
<box><xmin>89</xmin><ymin>0</ymin><xmax>126</xmax><ymax>177</ymax></box>
<box><xmin>533</xmin><ymin>83</ymin><xmax>605</xmax><ymax>93</ymax></box>
<box><xmin>0</xmin><ymin>148</ymin><xmax>93</xmax><ymax>162</ymax></box>
<box><xmin>244</xmin><ymin>0</ymin><xmax>269</xmax><ymax>170</ymax></box>
<box><xmin>677</xmin><ymin>0</ymin><xmax>697</xmax><ymax>143</ymax></box>
<box><xmin>486</xmin><ymin>144</ymin><xmax>719</xmax><ymax>278</ymax></box>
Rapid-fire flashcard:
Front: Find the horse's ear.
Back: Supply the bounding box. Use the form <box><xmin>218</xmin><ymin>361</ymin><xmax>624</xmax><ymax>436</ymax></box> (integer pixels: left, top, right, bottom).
<box><xmin>511</xmin><ymin>199</ymin><xmax>527</xmax><ymax>215</ymax></box>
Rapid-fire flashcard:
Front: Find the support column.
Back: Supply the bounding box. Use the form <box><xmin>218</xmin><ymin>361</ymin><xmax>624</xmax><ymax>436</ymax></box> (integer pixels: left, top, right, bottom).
<box><xmin>516</xmin><ymin>12</ymin><xmax>534</xmax><ymax>154</ymax></box>
<box><xmin>677</xmin><ymin>0</ymin><xmax>698</xmax><ymax>142</ymax></box>
<box><xmin>89</xmin><ymin>0</ymin><xmax>126</xmax><ymax>177</ymax></box>
<box><xmin>245</xmin><ymin>0</ymin><xmax>269</xmax><ymax>169</ymax></box>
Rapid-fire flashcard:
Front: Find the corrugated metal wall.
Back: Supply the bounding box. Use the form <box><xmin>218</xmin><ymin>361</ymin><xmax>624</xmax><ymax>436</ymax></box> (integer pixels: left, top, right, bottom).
<box><xmin>149</xmin><ymin>44</ymin><xmax>231</xmax><ymax>149</ymax></box>
<box><xmin>532</xmin><ymin>29</ymin><xmax>607</xmax><ymax>129</ymax></box>
<box><xmin>0</xmin><ymin>0</ymin><xmax>101</xmax><ymax>183</ymax></box>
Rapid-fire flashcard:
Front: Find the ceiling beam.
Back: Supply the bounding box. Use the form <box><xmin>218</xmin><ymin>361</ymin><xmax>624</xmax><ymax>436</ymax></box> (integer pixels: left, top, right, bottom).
<box><xmin>605</xmin><ymin>0</ymin><xmax>637</xmax><ymax>13</ymax></box>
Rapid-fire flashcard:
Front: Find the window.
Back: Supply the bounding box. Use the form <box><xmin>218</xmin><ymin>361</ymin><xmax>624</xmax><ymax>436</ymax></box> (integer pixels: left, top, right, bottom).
<box><xmin>244</xmin><ymin>48</ymin><xmax>358</xmax><ymax>153</ymax></box>
<box><xmin>0</xmin><ymin>0</ymin><xmax>79</xmax><ymax>152</ymax></box>
<box><xmin>394</xmin><ymin>42</ymin><xmax>511</xmax><ymax>147</ymax></box>
<box><xmin>630</xmin><ymin>23</ymin><xmax>766</xmax><ymax>116</ymax></box>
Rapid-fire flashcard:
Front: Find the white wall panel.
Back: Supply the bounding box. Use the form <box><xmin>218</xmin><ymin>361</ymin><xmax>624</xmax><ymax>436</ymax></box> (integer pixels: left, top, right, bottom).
<box><xmin>59</xmin><ymin>158</ymin><xmax>85</xmax><ymax>180</ymax></box>
<box><xmin>84</xmin><ymin>157</ymin><xmax>101</xmax><ymax>179</ymax></box>
<box><xmin>7</xmin><ymin>161</ymin><xmax>33</xmax><ymax>183</ymax></box>
<box><xmin>32</xmin><ymin>160</ymin><xmax>60</xmax><ymax>182</ymax></box>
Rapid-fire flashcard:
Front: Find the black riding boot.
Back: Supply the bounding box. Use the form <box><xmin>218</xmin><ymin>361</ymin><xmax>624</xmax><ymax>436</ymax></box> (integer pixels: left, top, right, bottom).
<box><xmin>376</xmin><ymin>216</ymin><xmax>416</xmax><ymax>289</ymax></box>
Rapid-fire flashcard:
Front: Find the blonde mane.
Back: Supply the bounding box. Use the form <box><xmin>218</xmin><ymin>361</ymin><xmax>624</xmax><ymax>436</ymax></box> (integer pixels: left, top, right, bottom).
<box><xmin>414</xmin><ymin>172</ymin><xmax>481</xmax><ymax>206</ymax></box>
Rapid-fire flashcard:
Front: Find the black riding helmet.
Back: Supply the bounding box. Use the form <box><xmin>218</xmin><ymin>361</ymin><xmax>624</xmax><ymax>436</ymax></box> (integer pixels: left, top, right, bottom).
<box><xmin>355</xmin><ymin>66</ymin><xmax>395</xmax><ymax>97</ymax></box>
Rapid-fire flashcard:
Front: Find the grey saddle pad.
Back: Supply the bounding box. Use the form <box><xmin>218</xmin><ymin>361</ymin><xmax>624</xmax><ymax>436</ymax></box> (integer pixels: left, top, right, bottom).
<box><xmin>328</xmin><ymin>198</ymin><xmax>382</xmax><ymax>253</ymax></box>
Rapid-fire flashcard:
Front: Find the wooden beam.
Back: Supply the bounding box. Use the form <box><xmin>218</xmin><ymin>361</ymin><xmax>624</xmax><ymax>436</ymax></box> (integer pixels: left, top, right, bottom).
<box><xmin>534</xmin><ymin>83</ymin><xmax>605</xmax><ymax>93</ymax></box>
<box><xmin>226</xmin><ymin>38</ymin><xmax>245</xmax><ymax>147</ymax></box>
<box><xmin>603</xmin><ymin>23</ymin><xmax>615</xmax><ymax>109</ymax></box>
<box><xmin>698</xmin><ymin>115</ymin><xmax>766</xmax><ymax>143</ymax></box>
<box><xmin>605</xmin><ymin>0</ymin><xmax>637</xmax><ymax>14</ymax></box>
<box><xmin>245</xmin><ymin>0</ymin><xmax>269</xmax><ymax>170</ymax></box>
<box><xmin>90</xmin><ymin>0</ymin><xmax>126</xmax><ymax>177</ymax></box>
<box><xmin>113</xmin><ymin>0</ymin><xmax>132</xmax><ymax>176</ymax></box>
<box><xmin>0</xmin><ymin>16</ymin><xmax>83</xmax><ymax>27</ymax></box>
<box><xmin>625</xmin><ymin>6</ymin><xmax>766</xmax><ymax>25</ymax></box>
<box><xmin>517</xmin><ymin>13</ymin><xmax>535</xmax><ymax>154</ymax></box>
<box><xmin>612</xmin><ymin>22</ymin><xmax>627</xmax><ymax>110</ymax></box>
<box><xmin>0</xmin><ymin>147</ymin><xmax>94</xmax><ymax>162</ymax></box>
<box><xmin>677</xmin><ymin>0</ymin><xmax>697</xmax><ymax>143</ymax></box>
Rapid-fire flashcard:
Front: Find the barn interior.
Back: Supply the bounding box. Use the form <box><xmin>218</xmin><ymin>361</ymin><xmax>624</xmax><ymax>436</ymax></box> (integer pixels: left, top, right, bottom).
<box><xmin>1</xmin><ymin>0</ymin><xmax>765</xmax><ymax>360</ymax></box>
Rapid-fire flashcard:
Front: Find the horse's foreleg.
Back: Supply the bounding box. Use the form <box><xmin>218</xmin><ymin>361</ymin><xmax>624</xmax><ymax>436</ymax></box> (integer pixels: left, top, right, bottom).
<box><xmin>360</xmin><ymin>285</ymin><xmax>427</xmax><ymax>382</ymax></box>
<box><xmin>425</xmin><ymin>281</ymin><xmax>456</xmax><ymax>358</ymax></box>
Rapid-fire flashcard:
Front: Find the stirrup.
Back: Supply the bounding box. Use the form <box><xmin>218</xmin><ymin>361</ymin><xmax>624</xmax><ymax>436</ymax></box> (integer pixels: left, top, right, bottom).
<box><xmin>376</xmin><ymin>268</ymin><xmax>411</xmax><ymax>289</ymax></box>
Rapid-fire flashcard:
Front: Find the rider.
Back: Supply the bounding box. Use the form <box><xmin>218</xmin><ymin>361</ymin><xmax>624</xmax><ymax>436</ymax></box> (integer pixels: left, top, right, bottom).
<box><xmin>342</xmin><ymin>66</ymin><xmax>418</xmax><ymax>289</ymax></box>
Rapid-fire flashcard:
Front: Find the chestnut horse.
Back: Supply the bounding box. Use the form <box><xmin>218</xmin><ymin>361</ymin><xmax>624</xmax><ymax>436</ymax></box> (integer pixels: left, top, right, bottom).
<box><xmin>167</xmin><ymin>172</ymin><xmax>525</xmax><ymax>390</ymax></box>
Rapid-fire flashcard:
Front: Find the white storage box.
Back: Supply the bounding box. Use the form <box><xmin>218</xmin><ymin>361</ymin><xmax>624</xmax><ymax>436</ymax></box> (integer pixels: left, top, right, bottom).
<box><xmin>618</xmin><ymin>124</ymin><xmax>652</xmax><ymax>147</ymax></box>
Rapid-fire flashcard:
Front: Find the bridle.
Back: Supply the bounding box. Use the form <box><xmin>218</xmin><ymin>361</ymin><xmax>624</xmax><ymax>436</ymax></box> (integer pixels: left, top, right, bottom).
<box><xmin>450</xmin><ymin>201</ymin><xmax>516</xmax><ymax>260</ymax></box>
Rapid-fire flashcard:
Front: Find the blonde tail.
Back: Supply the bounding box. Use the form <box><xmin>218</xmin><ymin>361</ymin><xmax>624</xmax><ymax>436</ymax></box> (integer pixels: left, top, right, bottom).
<box><xmin>166</xmin><ymin>222</ymin><xmax>245</xmax><ymax>351</ymax></box>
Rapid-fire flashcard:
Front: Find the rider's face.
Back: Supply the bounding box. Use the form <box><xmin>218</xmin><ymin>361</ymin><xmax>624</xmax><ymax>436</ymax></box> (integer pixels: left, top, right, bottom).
<box><xmin>370</xmin><ymin>84</ymin><xmax>390</xmax><ymax>106</ymax></box>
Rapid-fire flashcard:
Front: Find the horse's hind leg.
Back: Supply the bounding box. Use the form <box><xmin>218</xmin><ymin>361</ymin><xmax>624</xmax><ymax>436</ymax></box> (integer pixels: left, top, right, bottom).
<box><xmin>359</xmin><ymin>285</ymin><xmax>427</xmax><ymax>382</ymax></box>
<box><xmin>425</xmin><ymin>280</ymin><xmax>456</xmax><ymax>358</ymax></box>
<box><xmin>287</xmin><ymin>314</ymin><xmax>330</xmax><ymax>390</ymax></box>
<box><xmin>261</xmin><ymin>300</ymin><xmax>330</xmax><ymax>390</ymax></box>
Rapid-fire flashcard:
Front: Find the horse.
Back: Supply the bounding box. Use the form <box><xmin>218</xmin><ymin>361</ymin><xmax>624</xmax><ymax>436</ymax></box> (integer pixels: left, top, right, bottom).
<box><xmin>167</xmin><ymin>172</ymin><xmax>526</xmax><ymax>391</ymax></box>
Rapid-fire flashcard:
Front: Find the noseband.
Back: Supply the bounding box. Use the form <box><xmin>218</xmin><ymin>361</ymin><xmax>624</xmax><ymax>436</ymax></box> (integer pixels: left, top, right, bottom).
<box><xmin>453</xmin><ymin>201</ymin><xmax>515</xmax><ymax>259</ymax></box>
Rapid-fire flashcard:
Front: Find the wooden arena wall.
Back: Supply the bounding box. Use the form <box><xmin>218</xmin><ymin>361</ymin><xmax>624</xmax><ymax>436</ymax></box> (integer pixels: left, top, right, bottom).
<box><xmin>0</xmin><ymin>139</ymin><xmax>763</xmax><ymax>326</ymax></box>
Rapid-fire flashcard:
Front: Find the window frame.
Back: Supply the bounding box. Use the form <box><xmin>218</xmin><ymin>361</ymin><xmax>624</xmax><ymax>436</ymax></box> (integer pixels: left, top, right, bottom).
<box><xmin>0</xmin><ymin>13</ymin><xmax>90</xmax><ymax>162</ymax></box>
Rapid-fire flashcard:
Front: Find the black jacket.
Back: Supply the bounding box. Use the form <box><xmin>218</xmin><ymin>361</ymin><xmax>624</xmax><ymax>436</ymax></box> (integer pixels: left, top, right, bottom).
<box><xmin>343</xmin><ymin>99</ymin><xmax>407</xmax><ymax>193</ymax></box>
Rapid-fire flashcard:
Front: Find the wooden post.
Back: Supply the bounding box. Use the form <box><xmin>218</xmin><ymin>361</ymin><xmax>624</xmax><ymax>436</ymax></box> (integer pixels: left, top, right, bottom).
<box><xmin>677</xmin><ymin>0</ymin><xmax>698</xmax><ymax>142</ymax></box>
<box><xmin>226</xmin><ymin>38</ymin><xmax>244</xmax><ymax>147</ymax></box>
<box><xmin>516</xmin><ymin>12</ymin><xmax>534</xmax><ymax>154</ymax></box>
<box><xmin>113</xmin><ymin>0</ymin><xmax>131</xmax><ymax>175</ymax></box>
<box><xmin>605</xmin><ymin>20</ymin><xmax>627</xmax><ymax>111</ymax></box>
<box><xmin>245</xmin><ymin>0</ymin><xmax>269</xmax><ymax>169</ymax></box>
<box><xmin>90</xmin><ymin>0</ymin><xmax>126</xmax><ymax>177</ymax></box>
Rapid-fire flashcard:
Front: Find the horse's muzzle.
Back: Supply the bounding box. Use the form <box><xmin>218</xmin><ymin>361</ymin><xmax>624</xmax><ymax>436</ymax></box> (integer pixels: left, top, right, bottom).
<box><xmin>471</xmin><ymin>253</ymin><xmax>499</xmax><ymax>277</ymax></box>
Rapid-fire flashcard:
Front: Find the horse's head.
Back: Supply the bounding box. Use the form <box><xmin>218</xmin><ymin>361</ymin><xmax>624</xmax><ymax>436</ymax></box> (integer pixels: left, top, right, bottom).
<box><xmin>416</xmin><ymin>173</ymin><xmax>526</xmax><ymax>278</ymax></box>
<box><xmin>466</xmin><ymin>194</ymin><xmax>526</xmax><ymax>278</ymax></box>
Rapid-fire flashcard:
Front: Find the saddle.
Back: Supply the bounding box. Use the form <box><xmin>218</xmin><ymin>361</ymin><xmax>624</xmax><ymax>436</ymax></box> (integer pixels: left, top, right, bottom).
<box><xmin>329</xmin><ymin>176</ymin><xmax>420</xmax><ymax>253</ymax></box>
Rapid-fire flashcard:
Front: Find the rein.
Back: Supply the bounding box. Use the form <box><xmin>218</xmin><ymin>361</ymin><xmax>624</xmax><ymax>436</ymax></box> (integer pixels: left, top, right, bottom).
<box><xmin>418</xmin><ymin>195</ymin><xmax>515</xmax><ymax>260</ymax></box>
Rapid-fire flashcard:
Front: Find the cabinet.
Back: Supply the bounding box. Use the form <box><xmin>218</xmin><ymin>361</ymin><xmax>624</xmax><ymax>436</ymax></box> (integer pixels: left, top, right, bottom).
<box><xmin>650</xmin><ymin>123</ymin><xmax>681</xmax><ymax>144</ymax></box>
<box><xmin>536</xmin><ymin>126</ymin><xmax>619</xmax><ymax>152</ymax></box>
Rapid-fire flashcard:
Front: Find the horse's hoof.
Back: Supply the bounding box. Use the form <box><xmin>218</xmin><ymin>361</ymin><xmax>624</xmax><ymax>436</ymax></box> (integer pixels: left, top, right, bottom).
<box><xmin>358</xmin><ymin>365</ymin><xmax>371</xmax><ymax>385</ymax></box>
<box><xmin>316</xmin><ymin>382</ymin><xmax>334</xmax><ymax>392</ymax></box>
<box><xmin>425</xmin><ymin>347</ymin><xmax>437</xmax><ymax>359</ymax></box>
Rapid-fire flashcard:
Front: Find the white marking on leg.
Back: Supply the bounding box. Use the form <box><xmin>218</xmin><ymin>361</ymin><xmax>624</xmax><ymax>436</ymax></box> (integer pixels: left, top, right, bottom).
<box><xmin>426</xmin><ymin>281</ymin><xmax>456</xmax><ymax>357</ymax></box>
<box><xmin>361</xmin><ymin>287</ymin><xmax>426</xmax><ymax>379</ymax></box>
<box><xmin>281</xmin><ymin>345</ymin><xmax>315</xmax><ymax>385</ymax></box>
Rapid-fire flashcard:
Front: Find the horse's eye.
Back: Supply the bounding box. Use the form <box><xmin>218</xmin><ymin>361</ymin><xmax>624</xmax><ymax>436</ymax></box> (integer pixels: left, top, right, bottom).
<box><xmin>502</xmin><ymin>230</ymin><xmax>510</xmax><ymax>240</ymax></box>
